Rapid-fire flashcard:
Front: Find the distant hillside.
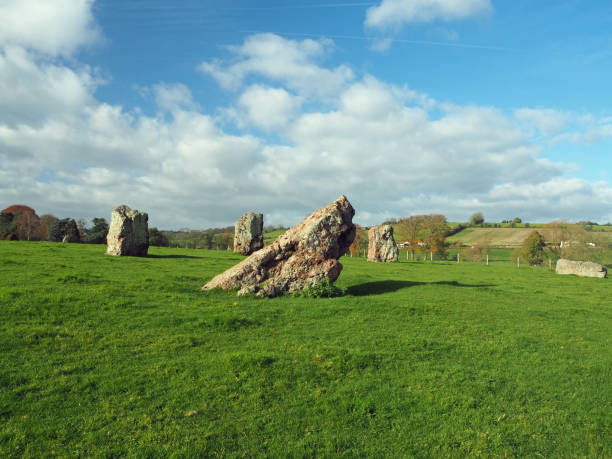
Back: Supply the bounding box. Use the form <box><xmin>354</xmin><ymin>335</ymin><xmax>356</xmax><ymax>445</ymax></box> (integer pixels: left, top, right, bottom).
<box><xmin>446</xmin><ymin>226</ymin><xmax>612</xmax><ymax>248</ymax></box>
<box><xmin>263</xmin><ymin>224</ymin><xmax>612</xmax><ymax>249</ymax></box>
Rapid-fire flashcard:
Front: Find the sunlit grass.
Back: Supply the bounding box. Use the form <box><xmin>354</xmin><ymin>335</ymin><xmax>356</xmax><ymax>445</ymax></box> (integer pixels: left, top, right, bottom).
<box><xmin>1</xmin><ymin>241</ymin><xmax>610</xmax><ymax>456</ymax></box>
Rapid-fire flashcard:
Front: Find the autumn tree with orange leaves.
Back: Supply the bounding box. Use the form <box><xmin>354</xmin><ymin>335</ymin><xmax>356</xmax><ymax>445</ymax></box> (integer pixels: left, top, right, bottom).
<box><xmin>349</xmin><ymin>224</ymin><xmax>368</xmax><ymax>257</ymax></box>
<box><xmin>0</xmin><ymin>205</ymin><xmax>43</xmax><ymax>241</ymax></box>
<box><xmin>397</xmin><ymin>214</ymin><xmax>449</xmax><ymax>260</ymax></box>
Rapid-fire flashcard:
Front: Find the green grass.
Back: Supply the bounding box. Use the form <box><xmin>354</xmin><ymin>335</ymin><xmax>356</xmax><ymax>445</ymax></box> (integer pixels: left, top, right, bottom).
<box><xmin>1</xmin><ymin>241</ymin><xmax>610</xmax><ymax>457</ymax></box>
<box><xmin>263</xmin><ymin>229</ymin><xmax>286</xmax><ymax>246</ymax></box>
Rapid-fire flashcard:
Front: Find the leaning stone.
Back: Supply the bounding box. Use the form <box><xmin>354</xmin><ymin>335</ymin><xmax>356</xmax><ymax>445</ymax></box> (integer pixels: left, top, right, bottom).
<box><xmin>203</xmin><ymin>195</ymin><xmax>355</xmax><ymax>297</ymax></box>
<box><xmin>367</xmin><ymin>224</ymin><xmax>398</xmax><ymax>262</ymax></box>
<box><xmin>234</xmin><ymin>212</ymin><xmax>264</xmax><ymax>255</ymax></box>
<box><xmin>555</xmin><ymin>259</ymin><xmax>607</xmax><ymax>278</ymax></box>
<box><xmin>106</xmin><ymin>205</ymin><xmax>149</xmax><ymax>256</ymax></box>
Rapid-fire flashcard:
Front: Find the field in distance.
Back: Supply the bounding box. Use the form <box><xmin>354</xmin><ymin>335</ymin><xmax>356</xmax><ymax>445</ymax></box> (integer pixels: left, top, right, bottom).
<box><xmin>445</xmin><ymin>226</ymin><xmax>612</xmax><ymax>248</ymax></box>
<box><xmin>0</xmin><ymin>242</ymin><xmax>610</xmax><ymax>457</ymax></box>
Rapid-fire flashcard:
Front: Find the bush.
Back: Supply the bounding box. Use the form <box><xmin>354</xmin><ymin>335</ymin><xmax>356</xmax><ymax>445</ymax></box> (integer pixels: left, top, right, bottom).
<box><xmin>461</xmin><ymin>242</ymin><xmax>490</xmax><ymax>262</ymax></box>
<box><xmin>469</xmin><ymin>212</ymin><xmax>484</xmax><ymax>226</ymax></box>
<box><xmin>293</xmin><ymin>279</ymin><xmax>345</xmax><ymax>298</ymax></box>
<box><xmin>149</xmin><ymin>227</ymin><xmax>170</xmax><ymax>247</ymax></box>
<box><xmin>521</xmin><ymin>231</ymin><xmax>545</xmax><ymax>266</ymax></box>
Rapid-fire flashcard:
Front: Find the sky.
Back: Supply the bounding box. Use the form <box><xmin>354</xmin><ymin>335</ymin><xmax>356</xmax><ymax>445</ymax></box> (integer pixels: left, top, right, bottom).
<box><xmin>1</xmin><ymin>0</ymin><xmax>611</xmax><ymax>229</ymax></box>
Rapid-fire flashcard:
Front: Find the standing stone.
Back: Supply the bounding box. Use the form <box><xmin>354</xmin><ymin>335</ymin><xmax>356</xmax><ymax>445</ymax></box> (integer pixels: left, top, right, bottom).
<box><xmin>555</xmin><ymin>259</ymin><xmax>607</xmax><ymax>278</ymax></box>
<box><xmin>106</xmin><ymin>205</ymin><xmax>149</xmax><ymax>256</ymax></box>
<box><xmin>368</xmin><ymin>224</ymin><xmax>398</xmax><ymax>262</ymax></box>
<box><xmin>234</xmin><ymin>212</ymin><xmax>264</xmax><ymax>255</ymax></box>
<box><xmin>203</xmin><ymin>195</ymin><xmax>356</xmax><ymax>297</ymax></box>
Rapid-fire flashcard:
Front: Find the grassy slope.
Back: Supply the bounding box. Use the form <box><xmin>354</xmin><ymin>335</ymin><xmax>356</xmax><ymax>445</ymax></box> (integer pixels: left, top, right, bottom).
<box><xmin>447</xmin><ymin>227</ymin><xmax>612</xmax><ymax>247</ymax></box>
<box><xmin>1</xmin><ymin>242</ymin><xmax>610</xmax><ymax>457</ymax></box>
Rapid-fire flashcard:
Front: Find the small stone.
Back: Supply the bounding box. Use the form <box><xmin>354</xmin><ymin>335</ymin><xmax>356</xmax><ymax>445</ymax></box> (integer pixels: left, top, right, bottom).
<box><xmin>555</xmin><ymin>259</ymin><xmax>607</xmax><ymax>278</ymax></box>
<box><xmin>367</xmin><ymin>224</ymin><xmax>398</xmax><ymax>262</ymax></box>
<box><xmin>106</xmin><ymin>205</ymin><xmax>149</xmax><ymax>257</ymax></box>
<box><xmin>234</xmin><ymin>212</ymin><xmax>264</xmax><ymax>255</ymax></box>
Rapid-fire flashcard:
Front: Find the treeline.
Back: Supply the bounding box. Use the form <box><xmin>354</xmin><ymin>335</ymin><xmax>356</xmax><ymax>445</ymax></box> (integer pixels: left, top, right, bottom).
<box><xmin>0</xmin><ymin>205</ymin><xmax>108</xmax><ymax>243</ymax></box>
<box><xmin>349</xmin><ymin>215</ymin><xmax>451</xmax><ymax>259</ymax></box>
<box><xmin>0</xmin><ymin>204</ymin><xmax>168</xmax><ymax>247</ymax></box>
<box><xmin>162</xmin><ymin>224</ymin><xmax>289</xmax><ymax>249</ymax></box>
<box><xmin>0</xmin><ymin>204</ymin><xmax>295</xmax><ymax>250</ymax></box>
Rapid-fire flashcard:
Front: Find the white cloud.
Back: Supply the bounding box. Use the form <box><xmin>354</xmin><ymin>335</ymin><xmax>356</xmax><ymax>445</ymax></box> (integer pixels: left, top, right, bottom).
<box><xmin>0</xmin><ymin>0</ymin><xmax>100</xmax><ymax>57</ymax></box>
<box><xmin>237</xmin><ymin>85</ymin><xmax>303</xmax><ymax>132</ymax></box>
<box><xmin>2</xmin><ymin>27</ymin><xmax>612</xmax><ymax>228</ymax></box>
<box><xmin>153</xmin><ymin>83</ymin><xmax>196</xmax><ymax>112</ymax></box>
<box><xmin>199</xmin><ymin>33</ymin><xmax>354</xmax><ymax>99</ymax></box>
<box><xmin>514</xmin><ymin>108</ymin><xmax>571</xmax><ymax>136</ymax></box>
<box><xmin>365</xmin><ymin>0</ymin><xmax>492</xmax><ymax>30</ymax></box>
<box><xmin>369</xmin><ymin>37</ymin><xmax>393</xmax><ymax>52</ymax></box>
<box><xmin>0</xmin><ymin>46</ymin><xmax>99</xmax><ymax>127</ymax></box>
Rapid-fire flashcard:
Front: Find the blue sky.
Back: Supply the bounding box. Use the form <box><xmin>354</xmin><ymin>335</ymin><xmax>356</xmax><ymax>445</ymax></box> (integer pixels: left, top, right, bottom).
<box><xmin>1</xmin><ymin>0</ymin><xmax>611</xmax><ymax>228</ymax></box>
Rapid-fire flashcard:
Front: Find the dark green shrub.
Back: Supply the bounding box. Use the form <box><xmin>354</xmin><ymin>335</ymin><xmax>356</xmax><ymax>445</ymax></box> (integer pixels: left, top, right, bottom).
<box><xmin>149</xmin><ymin>227</ymin><xmax>170</xmax><ymax>247</ymax></box>
<box><xmin>84</xmin><ymin>218</ymin><xmax>109</xmax><ymax>244</ymax></box>
<box><xmin>49</xmin><ymin>218</ymin><xmax>80</xmax><ymax>243</ymax></box>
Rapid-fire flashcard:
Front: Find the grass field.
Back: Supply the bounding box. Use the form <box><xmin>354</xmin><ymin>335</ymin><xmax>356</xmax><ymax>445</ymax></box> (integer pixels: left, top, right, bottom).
<box><xmin>1</xmin><ymin>242</ymin><xmax>610</xmax><ymax>457</ymax></box>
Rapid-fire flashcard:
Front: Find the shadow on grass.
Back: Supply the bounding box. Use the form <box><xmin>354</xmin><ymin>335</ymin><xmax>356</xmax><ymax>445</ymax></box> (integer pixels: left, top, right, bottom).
<box><xmin>346</xmin><ymin>280</ymin><xmax>496</xmax><ymax>296</ymax></box>
<box><xmin>146</xmin><ymin>254</ymin><xmax>202</xmax><ymax>259</ymax></box>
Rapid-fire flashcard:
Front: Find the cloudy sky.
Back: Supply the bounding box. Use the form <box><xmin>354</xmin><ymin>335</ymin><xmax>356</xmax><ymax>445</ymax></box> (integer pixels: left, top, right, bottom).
<box><xmin>1</xmin><ymin>0</ymin><xmax>611</xmax><ymax>229</ymax></box>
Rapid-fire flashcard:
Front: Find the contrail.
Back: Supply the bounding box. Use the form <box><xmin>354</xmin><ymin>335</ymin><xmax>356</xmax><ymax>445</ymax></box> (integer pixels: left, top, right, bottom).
<box><xmin>239</xmin><ymin>30</ymin><xmax>514</xmax><ymax>52</ymax></box>
<box><xmin>116</xmin><ymin>3</ymin><xmax>376</xmax><ymax>12</ymax></box>
<box><xmin>223</xmin><ymin>3</ymin><xmax>376</xmax><ymax>10</ymax></box>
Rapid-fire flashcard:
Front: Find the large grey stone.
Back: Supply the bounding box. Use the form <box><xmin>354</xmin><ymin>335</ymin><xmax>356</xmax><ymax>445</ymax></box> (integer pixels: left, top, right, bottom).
<box><xmin>234</xmin><ymin>212</ymin><xmax>264</xmax><ymax>255</ymax></box>
<box><xmin>203</xmin><ymin>195</ymin><xmax>355</xmax><ymax>297</ymax></box>
<box><xmin>555</xmin><ymin>259</ymin><xmax>607</xmax><ymax>278</ymax></box>
<box><xmin>106</xmin><ymin>205</ymin><xmax>149</xmax><ymax>256</ymax></box>
<box><xmin>367</xmin><ymin>224</ymin><xmax>398</xmax><ymax>262</ymax></box>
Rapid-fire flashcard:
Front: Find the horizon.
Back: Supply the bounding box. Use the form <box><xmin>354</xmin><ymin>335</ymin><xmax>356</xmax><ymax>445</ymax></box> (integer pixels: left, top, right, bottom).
<box><xmin>1</xmin><ymin>0</ymin><xmax>611</xmax><ymax>230</ymax></box>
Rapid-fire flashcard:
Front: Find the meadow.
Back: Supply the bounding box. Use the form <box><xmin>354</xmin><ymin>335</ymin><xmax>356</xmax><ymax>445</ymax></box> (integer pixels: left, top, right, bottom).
<box><xmin>1</xmin><ymin>241</ymin><xmax>610</xmax><ymax>457</ymax></box>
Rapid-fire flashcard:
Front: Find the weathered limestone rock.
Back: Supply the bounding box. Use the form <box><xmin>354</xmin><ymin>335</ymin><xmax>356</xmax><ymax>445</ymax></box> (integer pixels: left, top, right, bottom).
<box><xmin>203</xmin><ymin>195</ymin><xmax>356</xmax><ymax>297</ymax></box>
<box><xmin>555</xmin><ymin>259</ymin><xmax>607</xmax><ymax>278</ymax></box>
<box><xmin>367</xmin><ymin>224</ymin><xmax>398</xmax><ymax>262</ymax></box>
<box><xmin>106</xmin><ymin>205</ymin><xmax>149</xmax><ymax>256</ymax></box>
<box><xmin>234</xmin><ymin>212</ymin><xmax>264</xmax><ymax>255</ymax></box>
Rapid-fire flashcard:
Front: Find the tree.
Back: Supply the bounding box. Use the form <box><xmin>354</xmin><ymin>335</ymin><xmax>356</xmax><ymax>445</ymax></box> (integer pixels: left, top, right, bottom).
<box><xmin>84</xmin><ymin>218</ymin><xmax>109</xmax><ymax>244</ymax></box>
<box><xmin>396</xmin><ymin>215</ymin><xmax>449</xmax><ymax>260</ymax></box>
<box><xmin>513</xmin><ymin>217</ymin><xmax>522</xmax><ymax>224</ymax></box>
<box><xmin>421</xmin><ymin>215</ymin><xmax>449</xmax><ymax>259</ymax></box>
<box><xmin>397</xmin><ymin>216</ymin><xmax>424</xmax><ymax>260</ymax></box>
<box><xmin>462</xmin><ymin>241</ymin><xmax>490</xmax><ymax>262</ymax></box>
<box><xmin>348</xmin><ymin>224</ymin><xmax>368</xmax><ymax>256</ymax></box>
<box><xmin>521</xmin><ymin>231</ymin><xmax>545</xmax><ymax>265</ymax></box>
<box><xmin>1</xmin><ymin>205</ymin><xmax>41</xmax><ymax>241</ymax></box>
<box><xmin>469</xmin><ymin>212</ymin><xmax>485</xmax><ymax>226</ymax></box>
<box><xmin>39</xmin><ymin>214</ymin><xmax>59</xmax><ymax>241</ymax></box>
<box><xmin>0</xmin><ymin>212</ymin><xmax>16</xmax><ymax>239</ymax></box>
<box><xmin>49</xmin><ymin>218</ymin><xmax>81</xmax><ymax>243</ymax></box>
<box><xmin>18</xmin><ymin>211</ymin><xmax>42</xmax><ymax>241</ymax></box>
<box><xmin>148</xmin><ymin>227</ymin><xmax>170</xmax><ymax>247</ymax></box>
